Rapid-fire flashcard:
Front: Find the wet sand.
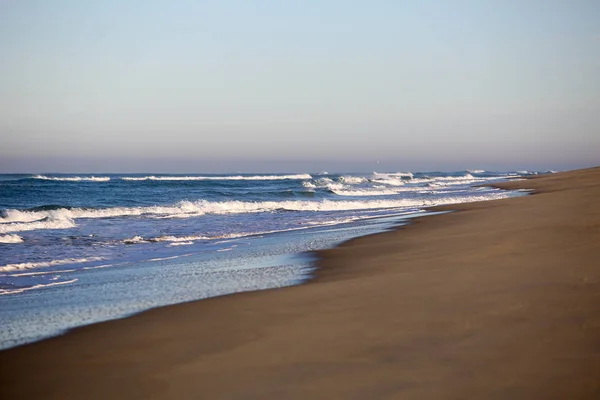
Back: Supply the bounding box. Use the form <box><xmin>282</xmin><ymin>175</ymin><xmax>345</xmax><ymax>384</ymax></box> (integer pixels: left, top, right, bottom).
<box><xmin>1</xmin><ymin>167</ymin><xmax>599</xmax><ymax>399</ymax></box>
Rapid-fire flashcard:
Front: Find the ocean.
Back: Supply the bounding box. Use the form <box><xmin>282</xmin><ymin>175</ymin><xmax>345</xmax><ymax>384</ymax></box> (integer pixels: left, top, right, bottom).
<box><xmin>0</xmin><ymin>170</ymin><xmax>536</xmax><ymax>348</ymax></box>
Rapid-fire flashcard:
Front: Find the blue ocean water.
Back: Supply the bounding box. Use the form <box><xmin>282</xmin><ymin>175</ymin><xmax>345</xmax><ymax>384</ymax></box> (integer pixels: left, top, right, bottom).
<box><xmin>0</xmin><ymin>170</ymin><xmax>535</xmax><ymax>348</ymax></box>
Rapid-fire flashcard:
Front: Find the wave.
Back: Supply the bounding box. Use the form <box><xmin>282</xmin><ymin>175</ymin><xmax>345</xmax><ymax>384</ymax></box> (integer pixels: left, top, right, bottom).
<box><xmin>516</xmin><ymin>170</ymin><xmax>554</xmax><ymax>175</ymax></box>
<box><xmin>306</xmin><ymin>176</ymin><xmax>402</xmax><ymax>196</ymax></box>
<box><xmin>307</xmin><ymin>173</ymin><xmax>455</xmax><ymax>196</ymax></box>
<box><xmin>124</xmin><ymin>234</ymin><xmax>209</xmax><ymax>244</ymax></box>
<box><xmin>373</xmin><ymin>171</ymin><xmax>414</xmax><ymax>178</ymax></box>
<box><xmin>9</xmin><ymin>268</ymin><xmax>78</xmax><ymax>277</ymax></box>
<box><xmin>339</xmin><ymin>176</ymin><xmax>367</xmax><ymax>184</ymax></box>
<box><xmin>305</xmin><ymin>177</ymin><xmax>383</xmax><ymax>195</ymax></box>
<box><xmin>402</xmin><ymin>173</ymin><xmax>497</xmax><ymax>187</ymax></box>
<box><xmin>22</xmin><ymin>204</ymin><xmax>73</xmax><ymax>213</ymax></box>
<box><xmin>147</xmin><ymin>255</ymin><xmax>186</xmax><ymax>262</ymax></box>
<box><xmin>0</xmin><ymin>215</ymin><xmax>76</xmax><ymax>234</ymax></box>
<box><xmin>0</xmin><ymin>234</ymin><xmax>24</xmax><ymax>243</ymax></box>
<box><xmin>370</xmin><ymin>177</ymin><xmax>406</xmax><ymax>186</ymax></box>
<box><xmin>0</xmin><ymin>278</ymin><xmax>78</xmax><ymax>296</ymax></box>
<box><xmin>409</xmin><ymin>173</ymin><xmax>474</xmax><ymax>183</ymax></box>
<box><xmin>0</xmin><ymin>189</ymin><xmax>514</xmax><ymax>233</ymax></box>
<box><xmin>370</xmin><ymin>172</ymin><xmax>415</xmax><ymax>186</ymax></box>
<box><xmin>123</xmin><ymin>232</ymin><xmax>273</xmax><ymax>244</ymax></box>
<box><xmin>330</xmin><ymin>188</ymin><xmax>399</xmax><ymax>196</ymax></box>
<box><xmin>33</xmin><ymin>175</ymin><xmax>110</xmax><ymax>182</ymax></box>
<box><xmin>121</xmin><ymin>219</ymin><xmax>372</xmax><ymax>246</ymax></box>
<box><xmin>0</xmin><ymin>257</ymin><xmax>104</xmax><ymax>272</ymax></box>
<box><xmin>121</xmin><ymin>174</ymin><xmax>312</xmax><ymax>181</ymax></box>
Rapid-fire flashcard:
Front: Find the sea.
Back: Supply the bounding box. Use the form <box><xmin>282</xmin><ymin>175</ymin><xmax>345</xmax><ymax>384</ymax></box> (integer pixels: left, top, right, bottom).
<box><xmin>0</xmin><ymin>170</ymin><xmax>539</xmax><ymax>349</ymax></box>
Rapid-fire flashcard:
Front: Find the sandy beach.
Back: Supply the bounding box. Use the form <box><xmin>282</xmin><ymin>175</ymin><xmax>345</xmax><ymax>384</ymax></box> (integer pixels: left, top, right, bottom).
<box><xmin>1</xmin><ymin>167</ymin><xmax>599</xmax><ymax>399</ymax></box>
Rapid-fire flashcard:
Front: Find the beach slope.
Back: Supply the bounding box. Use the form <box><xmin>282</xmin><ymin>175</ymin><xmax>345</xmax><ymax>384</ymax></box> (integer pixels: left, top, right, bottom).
<box><xmin>1</xmin><ymin>167</ymin><xmax>599</xmax><ymax>399</ymax></box>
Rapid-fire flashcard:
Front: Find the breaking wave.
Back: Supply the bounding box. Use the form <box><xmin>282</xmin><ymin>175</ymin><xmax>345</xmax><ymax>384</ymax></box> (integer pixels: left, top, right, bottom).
<box><xmin>371</xmin><ymin>172</ymin><xmax>413</xmax><ymax>186</ymax></box>
<box><xmin>30</xmin><ymin>174</ymin><xmax>315</xmax><ymax>182</ymax></box>
<box><xmin>1</xmin><ymin>190</ymin><xmax>513</xmax><ymax>234</ymax></box>
<box><xmin>121</xmin><ymin>174</ymin><xmax>312</xmax><ymax>181</ymax></box>
<box><xmin>339</xmin><ymin>176</ymin><xmax>367</xmax><ymax>184</ymax></box>
<box><xmin>0</xmin><ymin>234</ymin><xmax>23</xmax><ymax>244</ymax></box>
<box><xmin>0</xmin><ymin>215</ymin><xmax>76</xmax><ymax>234</ymax></box>
<box><xmin>33</xmin><ymin>175</ymin><xmax>110</xmax><ymax>182</ymax></box>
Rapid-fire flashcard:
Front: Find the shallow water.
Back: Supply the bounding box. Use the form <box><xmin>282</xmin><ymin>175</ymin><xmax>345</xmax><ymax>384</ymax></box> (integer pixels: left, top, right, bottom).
<box><xmin>0</xmin><ymin>170</ymin><xmax>534</xmax><ymax>348</ymax></box>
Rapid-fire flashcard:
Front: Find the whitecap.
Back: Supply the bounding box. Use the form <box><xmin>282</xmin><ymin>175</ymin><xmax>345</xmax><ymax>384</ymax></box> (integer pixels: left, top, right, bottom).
<box><xmin>0</xmin><ymin>215</ymin><xmax>75</xmax><ymax>234</ymax></box>
<box><xmin>0</xmin><ymin>234</ymin><xmax>24</xmax><ymax>244</ymax></box>
<box><xmin>33</xmin><ymin>175</ymin><xmax>110</xmax><ymax>182</ymax></box>
<box><xmin>121</xmin><ymin>174</ymin><xmax>312</xmax><ymax>181</ymax></box>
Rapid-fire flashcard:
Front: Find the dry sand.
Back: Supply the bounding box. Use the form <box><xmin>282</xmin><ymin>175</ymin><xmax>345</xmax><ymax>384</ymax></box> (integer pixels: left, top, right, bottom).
<box><xmin>1</xmin><ymin>167</ymin><xmax>599</xmax><ymax>399</ymax></box>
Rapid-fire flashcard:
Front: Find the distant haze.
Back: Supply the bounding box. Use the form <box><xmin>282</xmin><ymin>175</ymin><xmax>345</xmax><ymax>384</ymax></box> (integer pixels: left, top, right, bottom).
<box><xmin>1</xmin><ymin>1</ymin><xmax>599</xmax><ymax>173</ymax></box>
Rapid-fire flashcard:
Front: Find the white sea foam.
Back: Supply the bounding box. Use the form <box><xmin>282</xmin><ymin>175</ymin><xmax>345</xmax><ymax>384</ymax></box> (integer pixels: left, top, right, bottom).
<box><xmin>121</xmin><ymin>174</ymin><xmax>312</xmax><ymax>181</ymax></box>
<box><xmin>123</xmin><ymin>235</ymin><xmax>148</xmax><ymax>244</ymax></box>
<box><xmin>300</xmin><ymin>173</ymin><xmax>499</xmax><ymax>193</ymax></box>
<box><xmin>330</xmin><ymin>188</ymin><xmax>399</xmax><ymax>196</ymax></box>
<box><xmin>373</xmin><ymin>171</ymin><xmax>414</xmax><ymax>178</ymax></box>
<box><xmin>412</xmin><ymin>173</ymin><xmax>474</xmax><ymax>182</ymax></box>
<box><xmin>33</xmin><ymin>175</ymin><xmax>110</xmax><ymax>182</ymax></box>
<box><xmin>124</xmin><ymin>234</ymin><xmax>209</xmax><ymax>244</ymax></box>
<box><xmin>339</xmin><ymin>176</ymin><xmax>367</xmax><ymax>184</ymax></box>
<box><xmin>1</xmin><ymin>190</ymin><xmax>513</xmax><ymax>234</ymax></box>
<box><xmin>0</xmin><ymin>214</ymin><xmax>76</xmax><ymax>234</ymax></box>
<box><xmin>0</xmin><ymin>234</ymin><xmax>23</xmax><ymax>243</ymax></box>
<box><xmin>169</xmin><ymin>241</ymin><xmax>193</xmax><ymax>246</ymax></box>
<box><xmin>82</xmin><ymin>263</ymin><xmax>117</xmax><ymax>270</ymax></box>
<box><xmin>121</xmin><ymin>220</ymin><xmax>374</xmax><ymax>246</ymax></box>
<box><xmin>468</xmin><ymin>170</ymin><xmax>486</xmax><ymax>174</ymax></box>
<box><xmin>0</xmin><ymin>278</ymin><xmax>78</xmax><ymax>296</ymax></box>
<box><xmin>438</xmin><ymin>173</ymin><xmax>474</xmax><ymax>180</ymax></box>
<box><xmin>8</xmin><ymin>268</ymin><xmax>77</xmax><ymax>277</ymax></box>
<box><xmin>405</xmin><ymin>174</ymin><xmax>492</xmax><ymax>186</ymax></box>
<box><xmin>152</xmin><ymin>235</ymin><xmax>208</xmax><ymax>242</ymax></box>
<box><xmin>0</xmin><ymin>257</ymin><xmax>104</xmax><ymax>272</ymax></box>
<box><xmin>371</xmin><ymin>176</ymin><xmax>406</xmax><ymax>186</ymax></box>
<box><xmin>147</xmin><ymin>255</ymin><xmax>181</xmax><ymax>262</ymax></box>
<box><xmin>308</xmin><ymin>177</ymin><xmax>357</xmax><ymax>193</ymax></box>
<box><xmin>304</xmin><ymin>217</ymin><xmax>358</xmax><ymax>226</ymax></box>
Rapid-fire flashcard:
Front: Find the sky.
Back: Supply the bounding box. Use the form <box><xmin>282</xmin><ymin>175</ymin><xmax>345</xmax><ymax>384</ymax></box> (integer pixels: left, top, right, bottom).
<box><xmin>1</xmin><ymin>0</ymin><xmax>599</xmax><ymax>173</ymax></box>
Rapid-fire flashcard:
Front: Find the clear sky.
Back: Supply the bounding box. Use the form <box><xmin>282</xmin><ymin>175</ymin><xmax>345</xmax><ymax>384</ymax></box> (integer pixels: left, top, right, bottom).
<box><xmin>1</xmin><ymin>0</ymin><xmax>599</xmax><ymax>173</ymax></box>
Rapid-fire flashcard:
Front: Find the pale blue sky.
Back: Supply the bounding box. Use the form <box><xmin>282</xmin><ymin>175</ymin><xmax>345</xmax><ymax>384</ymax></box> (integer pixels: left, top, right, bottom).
<box><xmin>1</xmin><ymin>0</ymin><xmax>599</xmax><ymax>172</ymax></box>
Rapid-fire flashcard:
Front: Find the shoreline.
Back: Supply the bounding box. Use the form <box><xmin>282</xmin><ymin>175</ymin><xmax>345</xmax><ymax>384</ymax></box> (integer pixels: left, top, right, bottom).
<box><xmin>1</xmin><ymin>167</ymin><xmax>599</xmax><ymax>399</ymax></box>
